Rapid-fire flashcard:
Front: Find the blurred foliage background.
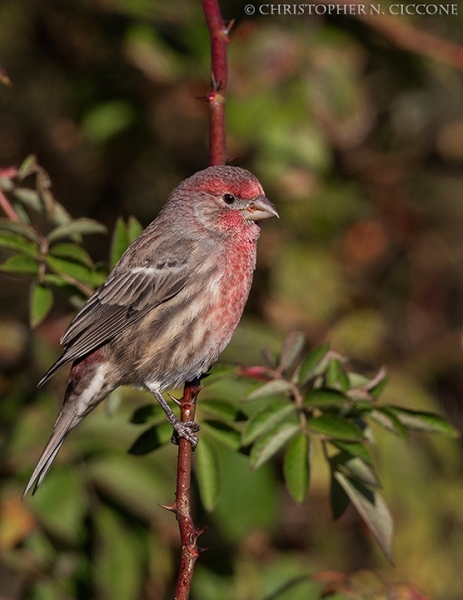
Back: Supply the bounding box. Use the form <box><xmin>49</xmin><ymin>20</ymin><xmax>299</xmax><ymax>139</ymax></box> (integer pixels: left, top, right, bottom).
<box><xmin>0</xmin><ymin>0</ymin><xmax>463</xmax><ymax>598</ymax></box>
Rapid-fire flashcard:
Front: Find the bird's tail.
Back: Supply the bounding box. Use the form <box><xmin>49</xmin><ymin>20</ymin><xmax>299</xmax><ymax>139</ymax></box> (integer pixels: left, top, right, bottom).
<box><xmin>25</xmin><ymin>354</ymin><xmax>114</xmax><ymax>498</ymax></box>
<box><xmin>22</xmin><ymin>407</ymin><xmax>80</xmax><ymax>498</ymax></box>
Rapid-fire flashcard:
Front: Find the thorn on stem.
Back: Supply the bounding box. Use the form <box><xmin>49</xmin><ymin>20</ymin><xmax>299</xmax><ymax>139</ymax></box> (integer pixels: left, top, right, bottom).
<box><xmin>167</xmin><ymin>392</ymin><xmax>182</xmax><ymax>406</ymax></box>
<box><xmin>159</xmin><ymin>502</ymin><xmax>177</xmax><ymax>513</ymax></box>
<box><xmin>191</xmin><ymin>527</ymin><xmax>208</xmax><ymax>553</ymax></box>
<box><xmin>223</xmin><ymin>18</ymin><xmax>235</xmax><ymax>40</ymax></box>
<box><xmin>194</xmin><ymin>527</ymin><xmax>207</xmax><ymax>542</ymax></box>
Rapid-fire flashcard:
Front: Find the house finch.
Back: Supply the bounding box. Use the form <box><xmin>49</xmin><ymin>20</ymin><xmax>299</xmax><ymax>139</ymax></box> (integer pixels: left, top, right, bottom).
<box><xmin>24</xmin><ymin>165</ymin><xmax>278</xmax><ymax>497</ymax></box>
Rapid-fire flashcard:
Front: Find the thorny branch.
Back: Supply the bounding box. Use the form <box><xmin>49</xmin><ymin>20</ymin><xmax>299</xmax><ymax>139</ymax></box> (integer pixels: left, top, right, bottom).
<box><xmin>173</xmin><ymin>379</ymin><xmax>202</xmax><ymax>600</ymax></box>
<box><xmin>173</xmin><ymin>1</ymin><xmax>230</xmax><ymax>598</ymax></box>
<box><xmin>202</xmin><ymin>0</ymin><xmax>230</xmax><ymax>165</ymax></box>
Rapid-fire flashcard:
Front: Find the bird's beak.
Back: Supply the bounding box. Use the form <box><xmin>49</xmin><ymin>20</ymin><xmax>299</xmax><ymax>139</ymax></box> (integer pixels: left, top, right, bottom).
<box><xmin>243</xmin><ymin>195</ymin><xmax>279</xmax><ymax>221</ymax></box>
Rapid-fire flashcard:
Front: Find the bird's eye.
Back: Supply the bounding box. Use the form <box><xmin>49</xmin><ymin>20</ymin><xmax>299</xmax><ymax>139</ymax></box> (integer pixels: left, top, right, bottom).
<box><xmin>223</xmin><ymin>193</ymin><xmax>235</xmax><ymax>205</ymax></box>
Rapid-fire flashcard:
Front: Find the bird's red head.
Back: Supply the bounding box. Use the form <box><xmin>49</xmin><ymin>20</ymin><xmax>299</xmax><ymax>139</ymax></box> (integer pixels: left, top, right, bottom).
<box><xmin>190</xmin><ymin>165</ymin><xmax>265</xmax><ymax>200</ymax></box>
<box><xmin>174</xmin><ymin>165</ymin><xmax>278</xmax><ymax>236</ymax></box>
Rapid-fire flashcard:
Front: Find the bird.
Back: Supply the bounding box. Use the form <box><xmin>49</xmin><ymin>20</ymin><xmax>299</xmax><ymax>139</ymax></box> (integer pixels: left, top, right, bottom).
<box><xmin>23</xmin><ymin>165</ymin><xmax>278</xmax><ymax>497</ymax></box>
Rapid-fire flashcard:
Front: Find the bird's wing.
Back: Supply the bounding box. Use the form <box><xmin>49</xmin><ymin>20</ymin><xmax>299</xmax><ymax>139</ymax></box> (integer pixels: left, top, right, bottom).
<box><xmin>38</xmin><ymin>243</ymin><xmax>192</xmax><ymax>385</ymax></box>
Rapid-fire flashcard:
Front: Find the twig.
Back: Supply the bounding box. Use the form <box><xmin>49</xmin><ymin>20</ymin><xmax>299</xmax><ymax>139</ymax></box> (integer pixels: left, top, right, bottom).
<box><xmin>0</xmin><ymin>190</ymin><xmax>21</xmax><ymax>222</ymax></box>
<box><xmin>202</xmin><ymin>0</ymin><xmax>230</xmax><ymax>165</ymax></box>
<box><xmin>174</xmin><ymin>379</ymin><xmax>202</xmax><ymax>600</ymax></box>
<box><xmin>362</xmin><ymin>13</ymin><xmax>463</xmax><ymax>71</ymax></box>
<box><xmin>321</xmin><ymin>0</ymin><xmax>463</xmax><ymax>71</ymax></box>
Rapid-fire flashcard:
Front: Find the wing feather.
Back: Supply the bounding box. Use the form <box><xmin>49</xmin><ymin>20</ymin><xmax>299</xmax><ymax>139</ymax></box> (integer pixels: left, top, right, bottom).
<box><xmin>39</xmin><ymin>247</ymin><xmax>192</xmax><ymax>386</ymax></box>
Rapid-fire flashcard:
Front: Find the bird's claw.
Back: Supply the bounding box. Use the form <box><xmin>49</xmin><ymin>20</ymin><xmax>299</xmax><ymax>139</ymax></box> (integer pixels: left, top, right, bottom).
<box><xmin>171</xmin><ymin>420</ymin><xmax>201</xmax><ymax>449</ymax></box>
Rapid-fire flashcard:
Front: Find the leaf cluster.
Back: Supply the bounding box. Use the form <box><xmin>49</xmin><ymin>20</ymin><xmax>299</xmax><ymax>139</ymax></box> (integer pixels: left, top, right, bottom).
<box><xmin>130</xmin><ymin>332</ymin><xmax>458</xmax><ymax>561</ymax></box>
<box><xmin>0</xmin><ymin>156</ymin><xmax>143</xmax><ymax>326</ymax></box>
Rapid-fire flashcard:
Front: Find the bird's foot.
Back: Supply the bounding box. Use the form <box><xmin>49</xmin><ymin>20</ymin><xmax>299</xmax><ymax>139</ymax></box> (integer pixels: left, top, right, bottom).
<box><xmin>171</xmin><ymin>419</ymin><xmax>201</xmax><ymax>449</ymax></box>
<box><xmin>149</xmin><ymin>388</ymin><xmax>200</xmax><ymax>449</ymax></box>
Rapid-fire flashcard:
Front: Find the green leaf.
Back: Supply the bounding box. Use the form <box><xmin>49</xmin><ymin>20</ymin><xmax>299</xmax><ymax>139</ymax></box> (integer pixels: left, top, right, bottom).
<box><xmin>36</xmin><ymin>166</ymin><xmax>51</xmax><ymax>192</ymax></box>
<box><xmin>94</xmin><ymin>506</ymin><xmax>143</xmax><ymax>600</ymax></box>
<box><xmin>0</xmin><ymin>253</ymin><xmax>38</xmax><ymax>275</ymax></box>
<box><xmin>298</xmin><ymin>342</ymin><xmax>330</xmax><ymax>384</ymax></box>
<box><xmin>245</xmin><ymin>379</ymin><xmax>294</xmax><ymax>400</ymax></box>
<box><xmin>334</xmin><ymin>472</ymin><xmax>393</xmax><ymax>561</ymax></box>
<box><xmin>13</xmin><ymin>187</ymin><xmax>42</xmax><ymax>211</ymax></box>
<box><xmin>49</xmin><ymin>243</ymin><xmax>94</xmax><ymax>267</ymax></box>
<box><xmin>347</xmin><ymin>372</ymin><xmax>370</xmax><ymax>389</ymax></box>
<box><xmin>17</xmin><ymin>154</ymin><xmax>38</xmax><ymax>179</ymax></box>
<box><xmin>202</xmin><ymin>420</ymin><xmax>241</xmax><ymax>450</ymax></box>
<box><xmin>130</xmin><ymin>403</ymin><xmax>164</xmax><ymax>424</ymax></box>
<box><xmin>307</xmin><ymin>415</ymin><xmax>364</xmax><ymax>441</ymax></box>
<box><xmin>12</xmin><ymin>202</ymin><xmax>30</xmax><ymax>224</ymax></box>
<box><xmin>109</xmin><ymin>216</ymin><xmax>129</xmax><ymax>268</ymax></box>
<box><xmin>370</xmin><ymin>408</ymin><xmax>408</xmax><ymax>440</ymax></box>
<box><xmin>0</xmin><ymin>178</ymin><xmax>14</xmax><ymax>192</ymax></box>
<box><xmin>304</xmin><ymin>388</ymin><xmax>350</xmax><ymax>408</ymax></box>
<box><xmin>368</xmin><ymin>369</ymin><xmax>388</xmax><ymax>398</ymax></box>
<box><xmin>47</xmin><ymin>218</ymin><xmax>107</xmax><ymax>242</ymax></box>
<box><xmin>47</xmin><ymin>200</ymin><xmax>73</xmax><ymax>227</ymax></box>
<box><xmin>127</xmin><ymin>216</ymin><xmax>143</xmax><ymax>242</ymax></box>
<box><xmin>0</xmin><ymin>232</ymin><xmax>38</xmax><ymax>256</ymax></box>
<box><xmin>262</xmin><ymin>348</ymin><xmax>278</xmax><ymax>368</ymax></box>
<box><xmin>200</xmin><ymin>399</ymin><xmax>243</xmax><ymax>421</ymax></box>
<box><xmin>196</xmin><ymin>436</ymin><xmax>221</xmax><ymax>510</ymax></box>
<box><xmin>211</xmin><ymin>447</ymin><xmax>278</xmax><ymax>543</ymax></box>
<box><xmin>128</xmin><ymin>422</ymin><xmax>172</xmax><ymax>455</ymax></box>
<box><xmin>242</xmin><ymin>402</ymin><xmax>296</xmax><ymax>445</ymax></box>
<box><xmin>331</xmin><ymin>441</ymin><xmax>374</xmax><ymax>465</ymax></box>
<box><xmin>283</xmin><ymin>432</ymin><xmax>310</xmax><ymax>502</ymax></box>
<box><xmin>348</xmin><ymin>399</ymin><xmax>375</xmax><ymax>412</ymax></box>
<box><xmin>0</xmin><ymin>219</ymin><xmax>40</xmax><ymax>242</ymax></box>
<box><xmin>387</xmin><ymin>406</ymin><xmax>459</xmax><ymax>436</ymax></box>
<box><xmin>249</xmin><ymin>423</ymin><xmax>299</xmax><ymax>469</ymax></box>
<box><xmin>30</xmin><ymin>283</ymin><xmax>53</xmax><ymax>328</ymax></box>
<box><xmin>325</xmin><ymin>359</ymin><xmax>349</xmax><ymax>391</ymax></box>
<box><xmin>330</xmin><ymin>469</ymin><xmax>351</xmax><ymax>520</ymax></box>
<box><xmin>338</xmin><ymin>455</ymin><xmax>380</xmax><ymax>488</ymax></box>
<box><xmin>45</xmin><ymin>255</ymin><xmax>105</xmax><ymax>287</ymax></box>
<box><xmin>278</xmin><ymin>331</ymin><xmax>306</xmax><ymax>373</ymax></box>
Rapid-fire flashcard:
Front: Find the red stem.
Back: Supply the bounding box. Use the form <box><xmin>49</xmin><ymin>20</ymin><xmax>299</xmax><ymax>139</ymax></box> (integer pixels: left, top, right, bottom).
<box><xmin>202</xmin><ymin>0</ymin><xmax>230</xmax><ymax>166</ymax></box>
<box><xmin>0</xmin><ymin>190</ymin><xmax>21</xmax><ymax>222</ymax></box>
<box><xmin>174</xmin><ymin>379</ymin><xmax>201</xmax><ymax>600</ymax></box>
<box><xmin>173</xmin><ymin>2</ymin><xmax>229</xmax><ymax>597</ymax></box>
